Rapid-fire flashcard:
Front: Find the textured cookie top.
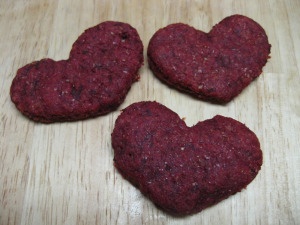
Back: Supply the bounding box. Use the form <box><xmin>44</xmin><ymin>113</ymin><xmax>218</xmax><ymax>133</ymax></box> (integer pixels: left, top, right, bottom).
<box><xmin>10</xmin><ymin>21</ymin><xmax>143</xmax><ymax>123</ymax></box>
<box><xmin>112</xmin><ymin>101</ymin><xmax>263</xmax><ymax>216</ymax></box>
<box><xmin>147</xmin><ymin>15</ymin><xmax>271</xmax><ymax>103</ymax></box>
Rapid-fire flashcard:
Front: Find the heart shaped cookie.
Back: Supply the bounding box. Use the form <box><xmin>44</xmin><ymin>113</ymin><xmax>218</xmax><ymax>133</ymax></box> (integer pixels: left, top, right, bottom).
<box><xmin>112</xmin><ymin>101</ymin><xmax>262</xmax><ymax>216</ymax></box>
<box><xmin>147</xmin><ymin>15</ymin><xmax>271</xmax><ymax>103</ymax></box>
<box><xmin>10</xmin><ymin>21</ymin><xmax>143</xmax><ymax>123</ymax></box>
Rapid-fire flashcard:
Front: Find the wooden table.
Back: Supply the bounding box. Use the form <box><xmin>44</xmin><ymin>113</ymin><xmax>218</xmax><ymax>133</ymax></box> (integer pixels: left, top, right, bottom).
<box><xmin>1</xmin><ymin>0</ymin><xmax>299</xmax><ymax>224</ymax></box>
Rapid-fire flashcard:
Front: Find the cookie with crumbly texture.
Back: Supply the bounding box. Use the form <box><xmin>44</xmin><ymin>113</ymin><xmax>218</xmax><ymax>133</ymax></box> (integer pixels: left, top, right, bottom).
<box><xmin>112</xmin><ymin>101</ymin><xmax>263</xmax><ymax>216</ymax></box>
<box><xmin>10</xmin><ymin>21</ymin><xmax>143</xmax><ymax>123</ymax></box>
<box><xmin>147</xmin><ymin>15</ymin><xmax>271</xmax><ymax>103</ymax></box>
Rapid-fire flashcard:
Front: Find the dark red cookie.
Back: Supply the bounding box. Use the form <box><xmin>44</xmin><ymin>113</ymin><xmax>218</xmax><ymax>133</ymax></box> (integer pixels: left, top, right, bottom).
<box><xmin>112</xmin><ymin>101</ymin><xmax>263</xmax><ymax>216</ymax></box>
<box><xmin>10</xmin><ymin>21</ymin><xmax>143</xmax><ymax>123</ymax></box>
<box><xmin>147</xmin><ymin>15</ymin><xmax>271</xmax><ymax>103</ymax></box>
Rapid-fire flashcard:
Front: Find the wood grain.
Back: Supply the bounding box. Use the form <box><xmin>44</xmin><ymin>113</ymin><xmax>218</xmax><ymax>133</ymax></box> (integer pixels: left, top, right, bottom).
<box><xmin>1</xmin><ymin>0</ymin><xmax>299</xmax><ymax>224</ymax></box>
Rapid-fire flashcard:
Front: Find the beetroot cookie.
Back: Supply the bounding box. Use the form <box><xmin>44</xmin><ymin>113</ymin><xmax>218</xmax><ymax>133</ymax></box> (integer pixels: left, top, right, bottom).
<box><xmin>10</xmin><ymin>21</ymin><xmax>143</xmax><ymax>123</ymax></box>
<box><xmin>147</xmin><ymin>15</ymin><xmax>271</xmax><ymax>103</ymax></box>
<box><xmin>112</xmin><ymin>101</ymin><xmax>263</xmax><ymax>216</ymax></box>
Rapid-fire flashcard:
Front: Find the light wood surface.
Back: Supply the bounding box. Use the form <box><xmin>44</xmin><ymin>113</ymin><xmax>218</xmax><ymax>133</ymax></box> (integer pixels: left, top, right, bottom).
<box><xmin>1</xmin><ymin>0</ymin><xmax>299</xmax><ymax>224</ymax></box>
